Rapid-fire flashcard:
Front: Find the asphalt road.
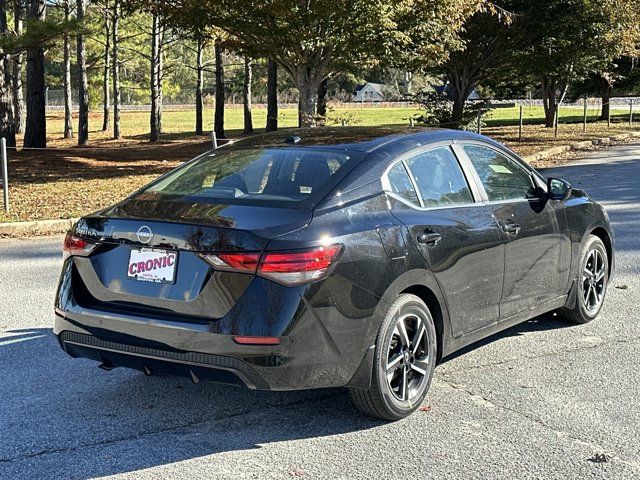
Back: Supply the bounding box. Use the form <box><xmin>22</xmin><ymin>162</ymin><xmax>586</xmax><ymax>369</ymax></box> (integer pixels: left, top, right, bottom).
<box><xmin>1</xmin><ymin>143</ymin><xmax>639</xmax><ymax>480</ymax></box>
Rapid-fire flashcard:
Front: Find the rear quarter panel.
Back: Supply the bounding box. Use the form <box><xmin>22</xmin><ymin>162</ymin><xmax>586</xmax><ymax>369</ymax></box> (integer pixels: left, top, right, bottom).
<box><xmin>268</xmin><ymin>180</ymin><xmax>450</xmax><ymax>388</ymax></box>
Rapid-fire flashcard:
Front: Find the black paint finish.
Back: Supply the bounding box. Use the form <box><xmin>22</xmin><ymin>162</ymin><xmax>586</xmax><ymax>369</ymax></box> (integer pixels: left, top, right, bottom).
<box><xmin>54</xmin><ymin>129</ymin><xmax>614</xmax><ymax>391</ymax></box>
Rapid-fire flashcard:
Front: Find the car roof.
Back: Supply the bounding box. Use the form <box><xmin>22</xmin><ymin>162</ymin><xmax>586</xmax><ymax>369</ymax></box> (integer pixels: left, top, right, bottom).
<box><xmin>223</xmin><ymin>126</ymin><xmax>495</xmax><ymax>155</ymax></box>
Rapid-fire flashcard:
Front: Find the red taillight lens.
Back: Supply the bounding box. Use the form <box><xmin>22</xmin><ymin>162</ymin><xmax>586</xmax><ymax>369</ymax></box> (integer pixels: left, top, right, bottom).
<box><xmin>200</xmin><ymin>245</ymin><xmax>342</xmax><ymax>286</ymax></box>
<box><xmin>258</xmin><ymin>244</ymin><xmax>342</xmax><ymax>285</ymax></box>
<box><xmin>198</xmin><ymin>252</ymin><xmax>261</xmax><ymax>273</ymax></box>
<box><xmin>63</xmin><ymin>232</ymin><xmax>97</xmax><ymax>259</ymax></box>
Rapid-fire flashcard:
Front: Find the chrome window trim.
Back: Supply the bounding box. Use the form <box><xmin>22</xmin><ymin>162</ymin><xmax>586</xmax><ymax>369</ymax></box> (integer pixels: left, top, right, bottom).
<box><xmin>381</xmin><ymin>142</ymin><xmax>482</xmax><ymax>212</ymax></box>
<box><xmin>400</xmin><ymin>159</ymin><xmax>425</xmax><ymax>208</ymax></box>
<box><xmin>386</xmin><ymin>191</ymin><xmax>479</xmax><ymax>211</ymax></box>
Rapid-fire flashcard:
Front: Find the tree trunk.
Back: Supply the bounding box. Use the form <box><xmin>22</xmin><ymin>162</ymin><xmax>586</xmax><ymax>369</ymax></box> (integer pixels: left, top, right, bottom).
<box><xmin>157</xmin><ymin>20</ymin><xmax>163</xmax><ymax>134</ymax></box>
<box><xmin>12</xmin><ymin>0</ymin><xmax>25</xmax><ymax>134</ymax></box>
<box><xmin>0</xmin><ymin>58</ymin><xmax>14</xmax><ymax>147</ymax></box>
<box><xmin>316</xmin><ymin>77</ymin><xmax>328</xmax><ymax>119</ymax></box>
<box><xmin>265</xmin><ymin>59</ymin><xmax>277</xmax><ymax>132</ymax></box>
<box><xmin>194</xmin><ymin>37</ymin><xmax>203</xmax><ymax>135</ymax></box>
<box><xmin>0</xmin><ymin>0</ymin><xmax>15</xmax><ymax>146</ymax></box>
<box><xmin>76</xmin><ymin>0</ymin><xmax>89</xmax><ymax>145</ymax></box>
<box><xmin>451</xmin><ymin>97</ymin><xmax>465</xmax><ymax>127</ymax></box>
<box><xmin>214</xmin><ymin>39</ymin><xmax>225</xmax><ymax>139</ymax></box>
<box><xmin>447</xmin><ymin>70</ymin><xmax>473</xmax><ymax>128</ymax></box>
<box><xmin>112</xmin><ymin>0</ymin><xmax>121</xmax><ymax>139</ymax></box>
<box><xmin>63</xmin><ymin>0</ymin><xmax>73</xmax><ymax>139</ymax></box>
<box><xmin>599</xmin><ymin>74</ymin><xmax>612</xmax><ymax>121</ymax></box>
<box><xmin>101</xmin><ymin>3</ymin><xmax>110</xmax><ymax>132</ymax></box>
<box><xmin>403</xmin><ymin>71</ymin><xmax>413</xmax><ymax>96</ymax></box>
<box><xmin>243</xmin><ymin>57</ymin><xmax>253</xmax><ymax>134</ymax></box>
<box><xmin>296</xmin><ymin>73</ymin><xmax>320</xmax><ymax>128</ymax></box>
<box><xmin>541</xmin><ymin>77</ymin><xmax>557</xmax><ymax>128</ymax></box>
<box><xmin>24</xmin><ymin>0</ymin><xmax>46</xmax><ymax>148</ymax></box>
<box><xmin>149</xmin><ymin>12</ymin><xmax>160</xmax><ymax>142</ymax></box>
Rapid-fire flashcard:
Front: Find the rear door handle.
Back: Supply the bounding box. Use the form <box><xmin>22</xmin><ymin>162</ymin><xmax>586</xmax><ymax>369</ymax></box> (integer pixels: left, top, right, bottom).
<box><xmin>417</xmin><ymin>231</ymin><xmax>442</xmax><ymax>245</ymax></box>
<box><xmin>501</xmin><ymin>221</ymin><xmax>521</xmax><ymax>235</ymax></box>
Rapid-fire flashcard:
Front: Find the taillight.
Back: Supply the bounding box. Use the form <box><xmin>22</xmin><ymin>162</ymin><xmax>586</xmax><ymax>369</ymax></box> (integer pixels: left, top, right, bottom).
<box><xmin>258</xmin><ymin>245</ymin><xmax>342</xmax><ymax>285</ymax></box>
<box><xmin>199</xmin><ymin>244</ymin><xmax>342</xmax><ymax>286</ymax></box>
<box><xmin>63</xmin><ymin>232</ymin><xmax>97</xmax><ymax>259</ymax></box>
<box><xmin>198</xmin><ymin>252</ymin><xmax>261</xmax><ymax>273</ymax></box>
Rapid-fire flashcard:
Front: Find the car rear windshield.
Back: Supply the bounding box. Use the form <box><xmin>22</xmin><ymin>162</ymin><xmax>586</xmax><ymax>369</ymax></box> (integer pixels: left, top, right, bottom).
<box><xmin>138</xmin><ymin>147</ymin><xmax>356</xmax><ymax>206</ymax></box>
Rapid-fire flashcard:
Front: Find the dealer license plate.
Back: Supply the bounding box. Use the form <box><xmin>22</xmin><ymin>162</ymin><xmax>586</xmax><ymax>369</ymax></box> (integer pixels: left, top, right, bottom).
<box><xmin>127</xmin><ymin>248</ymin><xmax>178</xmax><ymax>284</ymax></box>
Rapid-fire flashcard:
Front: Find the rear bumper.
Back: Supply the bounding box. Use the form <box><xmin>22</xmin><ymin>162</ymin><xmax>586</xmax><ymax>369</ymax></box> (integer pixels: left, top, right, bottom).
<box><xmin>57</xmin><ymin>328</ymin><xmax>270</xmax><ymax>389</ymax></box>
<box><xmin>54</xmin><ymin>299</ymin><xmax>374</xmax><ymax>391</ymax></box>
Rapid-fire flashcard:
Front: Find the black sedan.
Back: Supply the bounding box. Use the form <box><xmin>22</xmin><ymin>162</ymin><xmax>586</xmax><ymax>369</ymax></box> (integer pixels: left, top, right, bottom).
<box><xmin>54</xmin><ymin>128</ymin><xmax>613</xmax><ymax>420</ymax></box>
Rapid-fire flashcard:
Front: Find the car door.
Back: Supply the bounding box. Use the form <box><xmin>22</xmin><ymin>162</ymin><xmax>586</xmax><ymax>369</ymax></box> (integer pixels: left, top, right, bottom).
<box><xmin>456</xmin><ymin>142</ymin><xmax>571</xmax><ymax>320</ymax></box>
<box><xmin>384</xmin><ymin>144</ymin><xmax>505</xmax><ymax>337</ymax></box>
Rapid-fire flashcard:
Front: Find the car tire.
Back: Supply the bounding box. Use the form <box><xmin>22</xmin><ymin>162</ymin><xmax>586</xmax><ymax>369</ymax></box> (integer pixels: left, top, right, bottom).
<box><xmin>557</xmin><ymin>235</ymin><xmax>609</xmax><ymax>324</ymax></box>
<box><xmin>349</xmin><ymin>294</ymin><xmax>437</xmax><ymax>420</ymax></box>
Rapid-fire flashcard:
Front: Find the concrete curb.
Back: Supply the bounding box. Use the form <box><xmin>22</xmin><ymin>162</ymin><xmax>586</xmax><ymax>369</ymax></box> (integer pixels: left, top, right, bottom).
<box><xmin>523</xmin><ymin>131</ymin><xmax>640</xmax><ymax>163</ymax></box>
<box><xmin>0</xmin><ymin>218</ymin><xmax>78</xmax><ymax>238</ymax></box>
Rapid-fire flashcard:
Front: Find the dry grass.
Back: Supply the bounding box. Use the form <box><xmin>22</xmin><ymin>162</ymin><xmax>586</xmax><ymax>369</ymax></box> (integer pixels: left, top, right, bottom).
<box><xmin>1</xmin><ymin>110</ymin><xmax>638</xmax><ymax>223</ymax></box>
<box><xmin>0</xmin><ymin>140</ymin><xmax>206</xmax><ymax>222</ymax></box>
<box><xmin>485</xmin><ymin>122</ymin><xmax>638</xmax><ymax>158</ymax></box>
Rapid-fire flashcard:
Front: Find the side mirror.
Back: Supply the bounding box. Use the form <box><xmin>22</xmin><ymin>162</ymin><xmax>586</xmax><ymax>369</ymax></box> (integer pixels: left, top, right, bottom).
<box><xmin>547</xmin><ymin>177</ymin><xmax>572</xmax><ymax>201</ymax></box>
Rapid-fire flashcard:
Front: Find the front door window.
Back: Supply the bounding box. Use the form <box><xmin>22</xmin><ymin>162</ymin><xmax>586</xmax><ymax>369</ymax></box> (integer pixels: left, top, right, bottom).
<box><xmin>462</xmin><ymin>145</ymin><xmax>536</xmax><ymax>201</ymax></box>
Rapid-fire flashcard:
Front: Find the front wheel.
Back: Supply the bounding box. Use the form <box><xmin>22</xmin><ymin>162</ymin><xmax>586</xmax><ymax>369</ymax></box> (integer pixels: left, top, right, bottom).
<box><xmin>349</xmin><ymin>294</ymin><xmax>437</xmax><ymax>420</ymax></box>
<box><xmin>557</xmin><ymin>234</ymin><xmax>609</xmax><ymax>324</ymax></box>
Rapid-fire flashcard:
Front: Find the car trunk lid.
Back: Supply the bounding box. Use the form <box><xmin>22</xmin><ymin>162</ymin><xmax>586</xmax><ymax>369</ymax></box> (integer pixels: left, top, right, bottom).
<box><xmin>68</xmin><ymin>202</ymin><xmax>312</xmax><ymax>321</ymax></box>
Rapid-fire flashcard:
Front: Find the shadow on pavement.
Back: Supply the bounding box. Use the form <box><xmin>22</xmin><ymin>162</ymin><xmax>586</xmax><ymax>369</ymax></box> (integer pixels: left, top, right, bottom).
<box><xmin>0</xmin><ymin>312</ymin><xmax>576</xmax><ymax>478</ymax></box>
<box><xmin>544</xmin><ymin>156</ymin><xmax>640</xmax><ymax>256</ymax></box>
<box><xmin>0</xmin><ymin>328</ymin><xmax>383</xmax><ymax>479</ymax></box>
<box><xmin>442</xmin><ymin>313</ymin><xmax>574</xmax><ymax>364</ymax></box>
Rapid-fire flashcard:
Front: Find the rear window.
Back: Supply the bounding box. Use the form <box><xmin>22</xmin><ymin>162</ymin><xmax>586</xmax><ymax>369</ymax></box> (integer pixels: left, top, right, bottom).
<box><xmin>140</xmin><ymin>147</ymin><xmax>355</xmax><ymax>205</ymax></box>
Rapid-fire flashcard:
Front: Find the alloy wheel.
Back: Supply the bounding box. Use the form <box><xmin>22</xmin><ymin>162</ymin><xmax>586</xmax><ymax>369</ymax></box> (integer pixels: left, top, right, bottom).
<box><xmin>385</xmin><ymin>313</ymin><xmax>430</xmax><ymax>402</ymax></box>
<box><xmin>582</xmin><ymin>248</ymin><xmax>606</xmax><ymax>313</ymax></box>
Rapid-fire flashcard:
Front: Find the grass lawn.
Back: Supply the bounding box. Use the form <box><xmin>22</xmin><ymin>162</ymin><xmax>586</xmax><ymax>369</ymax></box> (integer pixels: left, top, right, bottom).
<box><xmin>1</xmin><ymin>104</ymin><xmax>639</xmax><ymax>224</ymax></box>
<box><xmin>42</xmin><ymin>106</ymin><xmax>417</xmax><ymax>147</ymax></box>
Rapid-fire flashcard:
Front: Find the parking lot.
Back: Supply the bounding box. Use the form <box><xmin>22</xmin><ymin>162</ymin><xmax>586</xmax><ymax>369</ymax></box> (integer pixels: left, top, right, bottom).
<box><xmin>1</xmin><ymin>143</ymin><xmax>639</xmax><ymax>479</ymax></box>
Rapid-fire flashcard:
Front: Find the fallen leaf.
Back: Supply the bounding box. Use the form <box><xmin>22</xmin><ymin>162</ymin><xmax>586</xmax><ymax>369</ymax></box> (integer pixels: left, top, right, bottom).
<box><xmin>589</xmin><ymin>452</ymin><xmax>612</xmax><ymax>463</ymax></box>
<box><xmin>418</xmin><ymin>405</ymin><xmax>432</xmax><ymax>412</ymax></box>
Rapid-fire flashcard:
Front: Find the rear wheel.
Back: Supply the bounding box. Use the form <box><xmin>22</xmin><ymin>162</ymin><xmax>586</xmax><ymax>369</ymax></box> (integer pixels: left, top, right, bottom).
<box><xmin>349</xmin><ymin>294</ymin><xmax>437</xmax><ymax>420</ymax></box>
<box><xmin>557</xmin><ymin>235</ymin><xmax>609</xmax><ymax>324</ymax></box>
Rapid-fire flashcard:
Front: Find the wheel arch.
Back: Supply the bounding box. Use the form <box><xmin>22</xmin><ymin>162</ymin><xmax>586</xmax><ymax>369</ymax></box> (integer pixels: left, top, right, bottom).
<box><xmin>589</xmin><ymin>226</ymin><xmax>613</xmax><ymax>278</ymax></box>
<box><xmin>564</xmin><ymin>221</ymin><xmax>615</xmax><ymax>310</ymax></box>
<box><xmin>399</xmin><ymin>285</ymin><xmax>445</xmax><ymax>363</ymax></box>
<box><xmin>346</xmin><ymin>268</ymin><xmax>451</xmax><ymax>390</ymax></box>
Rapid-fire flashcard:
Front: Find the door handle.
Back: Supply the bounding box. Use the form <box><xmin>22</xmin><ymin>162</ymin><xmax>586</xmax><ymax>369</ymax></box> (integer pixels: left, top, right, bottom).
<box><xmin>501</xmin><ymin>221</ymin><xmax>521</xmax><ymax>235</ymax></box>
<box><xmin>417</xmin><ymin>231</ymin><xmax>442</xmax><ymax>245</ymax></box>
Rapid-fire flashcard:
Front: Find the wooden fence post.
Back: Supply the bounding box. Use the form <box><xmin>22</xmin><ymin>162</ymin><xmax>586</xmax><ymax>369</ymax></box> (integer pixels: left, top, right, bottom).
<box><xmin>518</xmin><ymin>104</ymin><xmax>523</xmax><ymax>142</ymax></box>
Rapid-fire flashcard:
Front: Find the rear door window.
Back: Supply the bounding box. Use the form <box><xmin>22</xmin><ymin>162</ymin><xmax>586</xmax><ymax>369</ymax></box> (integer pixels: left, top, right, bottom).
<box><xmin>141</xmin><ymin>147</ymin><xmax>355</xmax><ymax>205</ymax></box>
<box><xmin>404</xmin><ymin>147</ymin><xmax>474</xmax><ymax>207</ymax></box>
<box><xmin>386</xmin><ymin>162</ymin><xmax>420</xmax><ymax>205</ymax></box>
